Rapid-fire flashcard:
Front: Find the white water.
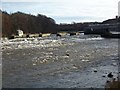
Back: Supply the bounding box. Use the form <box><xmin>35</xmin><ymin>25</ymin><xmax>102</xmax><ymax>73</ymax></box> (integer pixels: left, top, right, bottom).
<box><xmin>1</xmin><ymin>35</ymin><xmax>104</xmax><ymax>50</ymax></box>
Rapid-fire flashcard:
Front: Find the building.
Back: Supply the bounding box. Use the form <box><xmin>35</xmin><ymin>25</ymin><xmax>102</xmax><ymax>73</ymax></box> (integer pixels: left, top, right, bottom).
<box><xmin>17</xmin><ymin>29</ymin><xmax>24</xmax><ymax>37</ymax></box>
<box><xmin>84</xmin><ymin>23</ymin><xmax>119</xmax><ymax>35</ymax></box>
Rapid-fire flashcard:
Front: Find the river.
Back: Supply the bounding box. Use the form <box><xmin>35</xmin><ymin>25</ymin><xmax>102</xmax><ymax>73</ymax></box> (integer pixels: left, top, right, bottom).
<box><xmin>2</xmin><ymin>35</ymin><xmax>119</xmax><ymax>88</ymax></box>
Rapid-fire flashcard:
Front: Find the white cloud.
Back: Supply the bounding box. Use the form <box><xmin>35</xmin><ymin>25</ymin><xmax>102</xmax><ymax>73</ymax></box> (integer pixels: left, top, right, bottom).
<box><xmin>2</xmin><ymin>0</ymin><xmax>120</xmax><ymax>23</ymax></box>
<box><xmin>2</xmin><ymin>0</ymin><xmax>71</xmax><ymax>2</ymax></box>
<box><xmin>118</xmin><ymin>1</ymin><xmax>120</xmax><ymax>16</ymax></box>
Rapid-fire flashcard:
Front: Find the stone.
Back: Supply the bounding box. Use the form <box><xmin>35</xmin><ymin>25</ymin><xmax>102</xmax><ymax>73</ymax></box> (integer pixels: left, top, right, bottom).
<box><xmin>66</xmin><ymin>53</ymin><xmax>70</xmax><ymax>56</ymax></box>
<box><xmin>102</xmin><ymin>75</ymin><xmax>106</xmax><ymax>77</ymax></box>
<box><xmin>107</xmin><ymin>72</ymin><xmax>113</xmax><ymax>78</ymax></box>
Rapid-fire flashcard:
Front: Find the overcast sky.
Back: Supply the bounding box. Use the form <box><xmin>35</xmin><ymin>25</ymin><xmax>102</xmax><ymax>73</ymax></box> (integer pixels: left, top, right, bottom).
<box><xmin>1</xmin><ymin>0</ymin><xmax>119</xmax><ymax>24</ymax></box>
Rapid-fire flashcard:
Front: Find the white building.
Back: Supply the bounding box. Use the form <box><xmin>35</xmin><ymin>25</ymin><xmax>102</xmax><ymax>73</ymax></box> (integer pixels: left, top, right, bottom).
<box><xmin>17</xmin><ymin>29</ymin><xmax>24</xmax><ymax>37</ymax></box>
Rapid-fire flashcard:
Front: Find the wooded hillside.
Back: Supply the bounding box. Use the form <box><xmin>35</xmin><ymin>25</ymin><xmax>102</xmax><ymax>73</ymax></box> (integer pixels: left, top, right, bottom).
<box><xmin>2</xmin><ymin>11</ymin><xmax>57</xmax><ymax>37</ymax></box>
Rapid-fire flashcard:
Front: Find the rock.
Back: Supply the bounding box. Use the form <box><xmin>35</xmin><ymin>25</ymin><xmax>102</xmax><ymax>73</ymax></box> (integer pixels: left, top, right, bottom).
<box><xmin>106</xmin><ymin>80</ymin><xmax>110</xmax><ymax>83</ymax></box>
<box><xmin>111</xmin><ymin>63</ymin><xmax>117</xmax><ymax>66</ymax></box>
<box><xmin>107</xmin><ymin>72</ymin><xmax>113</xmax><ymax>78</ymax></box>
<box><xmin>70</xmin><ymin>32</ymin><xmax>76</xmax><ymax>36</ymax></box>
<box><xmin>66</xmin><ymin>53</ymin><xmax>70</xmax><ymax>56</ymax></box>
<box><xmin>62</xmin><ymin>55</ymin><xmax>69</xmax><ymax>58</ymax></box>
<box><xmin>34</xmin><ymin>38</ymin><xmax>38</xmax><ymax>42</ymax></box>
<box><xmin>72</xmin><ymin>65</ymin><xmax>78</xmax><ymax>69</ymax></box>
<box><xmin>2</xmin><ymin>47</ymin><xmax>4</xmax><ymax>50</ymax></box>
<box><xmin>33</xmin><ymin>63</ymin><xmax>36</xmax><ymax>66</ymax></box>
<box><xmin>82</xmin><ymin>60</ymin><xmax>89</xmax><ymax>62</ymax></box>
<box><xmin>94</xmin><ymin>70</ymin><xmax>97</xmax><ymax>72</ymax></box>
<box><xmin>92</xmin><ymin>68</ymin><xmax>97</xmax><ymax>72</ymax></box>
<box><xmin>102</xmin><ymin>75</ymin><xmax>106</xmax><ymax>77</ymax></box>
<box><xmin>56</xmin><ymin>33</ymin><xmax>61</xmax><ymax>37</ymax></box>
<box><xmin>112</xmin><ymin>78</ymin><xmax>116</xmax><ymax>81</ymax></box>
<box><xmin>24</xmin><ymin>38</ymin><xmax>28</xmax><ymax>42</ymax></box>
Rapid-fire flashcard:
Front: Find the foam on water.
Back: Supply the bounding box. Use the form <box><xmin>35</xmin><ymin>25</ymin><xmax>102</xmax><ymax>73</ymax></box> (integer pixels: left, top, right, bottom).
<box><xmin>71</xmin><ymin>37</ymin><xmax>104</xmax><ymax>42</ymax></box>
<box><xmin>86</xmin><ymin>37</ymin><xmax>104</xmax><ymax>40</ymax></box>
<box><xmin>2</xmin><ymin>36</ymin><xmax>104</xmax><ymax>50</ymax></box>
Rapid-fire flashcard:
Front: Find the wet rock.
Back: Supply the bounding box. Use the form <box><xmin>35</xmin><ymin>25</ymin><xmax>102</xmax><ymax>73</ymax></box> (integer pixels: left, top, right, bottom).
<box><xmin>56</xmin><ymin>33</ymin><xmax>61</xmax><ymax>37</ymax></box>
<box><xmin>72</xmin><ymin>64</ymin><xmax>81</xmax><ymax>69</ymax></box>
<box><xmin>70</xmin><ymin>32</ymin><xmax>76</xmax><ymax>36</ymax></box>
<box><xmin>107</xmin><ymin>72</ymin><xmax>113</xmax><ymax>78</ymax></box>
<box><xmin>66</xmin><ymin>53</ymin><xmax>70</xmax><ymax>56</ymax></box>
<box><xmin>112</xmin><ymin>78</ymin><xmax>116</xmax><ymax>81</ymax></box>
<box><xmin>102</xmin><ymin>75</ymin><xmax>106</xmax><ymax>77</ymax></box>
<box><xmin>106</xmin><ymin>80</ymin><xmax>110</xmax><ymax>83</ymax></box>
<box><xmin>72</xmin><ymin>65</ymin><xmax>78</xmax><ymax>69</ymax></box>
<box><xmin>94</xmin><ymin>70</ymin><xmax>97</xmax><ymax>72</ymax></box>
<box><xmin>33</xmin><ymin>63</ymin><xmax>36</xmax><ymax>66</ymax></box>
<box><xmin>62</xmin><ymin>55</ymin><xmax>69</xmax><ymax>58</ymax></box>
<box><xmin>2</xmin><ymin>47</ymin><xmax>4</xmax><ymax>50</ymax></box>
<box><xmin>92</xmin><ymin>68</ymin><xmax>97</xmax><ymax>72</ymax></box>
<box><xmin>81</xmin><ymin>59</ymin><xmax>89</xmax><ymax>62</ymax></box>
<box><xmin>33</xmin><ymin>38</ymin><xmax>38</xmax><ymax>42</ymax></box>
<box><xmin>18</xmin><ymin>45</ymin><xmax>23</xmax><ymax>49</ymax></box>
<box><xmin>111</xmin><ymin>63</ymin><xmax>117</xmax><ymax>66</ymax></box>
<box><xmin>39</xmin><ymin>59</ymin><xmax>48</xmax><ymax>64</ymax></box>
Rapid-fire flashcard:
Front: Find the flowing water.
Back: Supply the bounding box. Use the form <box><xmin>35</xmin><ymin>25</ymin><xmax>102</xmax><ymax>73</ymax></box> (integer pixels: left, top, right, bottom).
<box><xmin>1</xmin><ymin>35</ymin><xmax>119</xmax><ymax>88</ymax></box>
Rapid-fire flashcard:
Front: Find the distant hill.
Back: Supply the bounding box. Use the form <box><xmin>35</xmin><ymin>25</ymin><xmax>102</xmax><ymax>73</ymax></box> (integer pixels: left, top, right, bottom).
<box><xmin>102</xmin><ymin>17</ymin><xmax>119</xmax><ymax>24</ymax></box>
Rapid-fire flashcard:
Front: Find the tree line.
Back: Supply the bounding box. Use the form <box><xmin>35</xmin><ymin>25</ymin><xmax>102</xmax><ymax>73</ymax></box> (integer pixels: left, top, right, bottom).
<box><xmin>2</xmin><ymin>11</ymin><xmax>57</xmax><ymax>37</ymax></box>
<box><xmin>1</xmin><ymin>10</ymin><xmax>119</xmax><ymax>38</ymax></box>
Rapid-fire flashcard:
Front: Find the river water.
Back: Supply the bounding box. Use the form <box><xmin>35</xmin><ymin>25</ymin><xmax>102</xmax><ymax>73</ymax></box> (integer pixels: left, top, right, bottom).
<box><xmin>1</xmin><ymin>35</ymin><xmax>119</xmax><ymax>88</ymax></box>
